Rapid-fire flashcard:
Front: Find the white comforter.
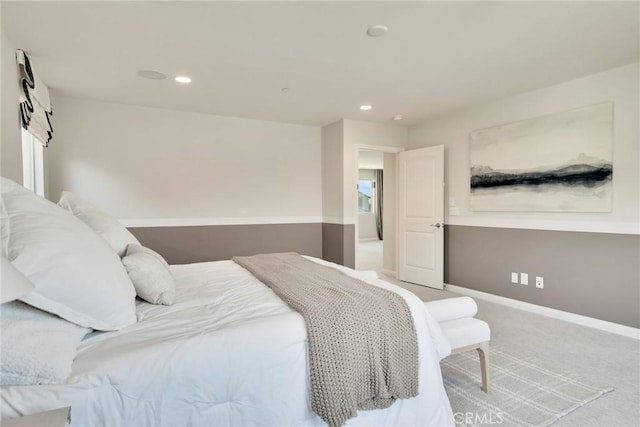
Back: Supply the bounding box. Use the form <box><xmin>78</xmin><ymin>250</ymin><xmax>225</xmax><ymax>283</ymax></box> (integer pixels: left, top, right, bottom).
<box><xmin>1</xmin><ymin>258</ymin><xmax>453</xmax><ymax>426</ymax></box>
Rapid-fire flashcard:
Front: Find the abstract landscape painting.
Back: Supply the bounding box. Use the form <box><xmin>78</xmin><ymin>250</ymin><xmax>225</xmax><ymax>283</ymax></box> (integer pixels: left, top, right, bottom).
<box><xmin>469</xmin><ymin>102</ymin><xmax>613</xmax><ymax>212</ymax></box>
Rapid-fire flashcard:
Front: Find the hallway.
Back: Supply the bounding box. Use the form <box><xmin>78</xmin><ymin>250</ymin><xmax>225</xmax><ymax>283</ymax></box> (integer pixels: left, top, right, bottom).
<box><xmin>356</xmin><ymin>240</ymin><xmax>383</xmax><ymax>272</ymax></box>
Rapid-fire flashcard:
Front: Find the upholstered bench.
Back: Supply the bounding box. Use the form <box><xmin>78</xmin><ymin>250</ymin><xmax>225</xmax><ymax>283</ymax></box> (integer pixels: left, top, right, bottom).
<box><xmin>425</xmin><ymin>297</ymin><xmax>491</xmax><ymax>392</ymax></box>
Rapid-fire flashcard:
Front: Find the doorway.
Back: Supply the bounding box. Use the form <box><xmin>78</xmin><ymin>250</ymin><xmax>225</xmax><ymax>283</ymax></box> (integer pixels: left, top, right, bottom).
<box><xmin>354</xmin><ymin>144</ymin><xmax>445</xmax><ymax>288</ymax></box>
<box><xmin>356</xmin><ymin>150</ymin><xmax>383</xmax><ymax>271</ymax></box>
<box><xmin>354</xmin><ymin>145</ymin><xmax>403</xmax><ymax>278</ymax></box>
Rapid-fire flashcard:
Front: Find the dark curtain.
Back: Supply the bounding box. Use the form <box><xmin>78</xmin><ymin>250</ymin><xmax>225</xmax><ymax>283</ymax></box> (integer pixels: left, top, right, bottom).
<box><xmin>374</xmin><ymin>169</ymin><xmax>383</xmax><ymax>240</ymax></box>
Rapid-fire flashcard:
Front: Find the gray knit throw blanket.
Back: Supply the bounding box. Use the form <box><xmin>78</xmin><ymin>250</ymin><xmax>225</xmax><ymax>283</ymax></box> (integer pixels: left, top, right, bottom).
<box><xmin>232</xmin><ymin>253</ymin><xmax>419</xmax><ymax>427</ymax></box>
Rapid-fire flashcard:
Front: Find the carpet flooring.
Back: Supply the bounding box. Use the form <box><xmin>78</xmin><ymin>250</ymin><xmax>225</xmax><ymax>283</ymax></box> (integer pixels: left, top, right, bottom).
<box><xmin>443</xmin><ymin>346</ymin><xmax>612</xmax><ymax>426</ymax></box>
<box><xmin>376</xmin><ymin>274</ymin><xmax>640</xmax><ymax>427</ymax></box>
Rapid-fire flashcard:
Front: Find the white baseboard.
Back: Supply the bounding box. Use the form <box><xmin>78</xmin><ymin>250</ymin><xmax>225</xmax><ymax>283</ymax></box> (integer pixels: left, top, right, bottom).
<box><xmin>445</xmin><ymin>217</ymin><xmax>640</xmax><ymax>235</ymax></box>
<box><xmin>445</xmin><ymin>284</ymin><xmax>640</xmax><ymax>340</ymax></box>
<box><xmin>359</xmin><ymin>238</ymin><xmax>381</xmax><ymax>242</ymax></box>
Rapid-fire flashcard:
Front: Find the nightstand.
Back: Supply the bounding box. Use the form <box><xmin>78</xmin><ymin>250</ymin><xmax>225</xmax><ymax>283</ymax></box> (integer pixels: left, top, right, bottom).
<box><xmin>3</xmin><ymin>407</ymin><xmax>70</xmax><ymax>427</ymax></box>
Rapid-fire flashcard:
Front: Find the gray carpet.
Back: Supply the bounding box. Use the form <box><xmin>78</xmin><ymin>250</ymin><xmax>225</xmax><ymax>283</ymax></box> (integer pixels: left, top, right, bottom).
<box><xmin>377</xmin><ymin>274</ymin><xmax>640</xmax><ymax>427</ymax></box>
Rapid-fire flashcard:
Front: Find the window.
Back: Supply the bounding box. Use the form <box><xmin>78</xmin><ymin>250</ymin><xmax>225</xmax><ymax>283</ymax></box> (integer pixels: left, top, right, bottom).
<box><xmin>21</xmin><ymin>128</ymin><xmax>45</xmax><ymax>196</ymax></box>
<box><xmin>358</xmin><ymin>179</ymin><xmax>374</xmax><ymax>213</ymax></box>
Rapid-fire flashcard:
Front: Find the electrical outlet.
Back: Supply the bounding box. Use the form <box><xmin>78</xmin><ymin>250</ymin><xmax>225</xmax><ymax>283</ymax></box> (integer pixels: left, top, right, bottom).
<box><xmin>511</xmin><ymin>272</ymin><xmax>518</xmax><ymax>284</ymax></box>
<box><xmin>536</xmin><ymin>276</ymin><xmax>544</xmax><ymax>289</ymax></box>
<box><xmin>520</xmin><ymin>273</ymin><xmax>529</xmax><ymax>285</ymax></box>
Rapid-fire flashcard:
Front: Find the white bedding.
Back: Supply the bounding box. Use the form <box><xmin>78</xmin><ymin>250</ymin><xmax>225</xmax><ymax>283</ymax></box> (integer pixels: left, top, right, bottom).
<box><xmin>1</xmin><ymin>258</ymin><xmax>453</xmax><ymax>426</ymax></box>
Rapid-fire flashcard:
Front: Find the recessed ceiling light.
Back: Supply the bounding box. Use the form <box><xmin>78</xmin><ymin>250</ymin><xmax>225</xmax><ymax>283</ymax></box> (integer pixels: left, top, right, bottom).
<box><xmin>360</xmin><ymin>105</ymin><xmax>373</xmax><ymax>111</ymax></box>
<box><xmin>175</xmin><ymin>76</ymin><xmax>192</xmax><ymax>84</ymax></box>
<box><xmin>137</xmin><ymin>70</ymin><xmax>167</xmax><ymax>80</ymax></box>
<box><xmin>281</xmin><ymin>87</ymin><xmax>291</xmax><ymax>93</ymax></box>
<box><xmin>366</xmin><ymin>25</ymin><xmax>388</xmax><ymax>37</ymax></box>
<box><xmin>392</xmin><ymin>115</ymin><xmax>403</xmax><ymax>121</ymax></box>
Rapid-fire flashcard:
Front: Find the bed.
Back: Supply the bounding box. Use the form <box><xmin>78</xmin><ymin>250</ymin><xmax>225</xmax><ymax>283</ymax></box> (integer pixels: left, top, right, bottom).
<box><xmin>2</xmin><ymin>257</ymin><xmax>454</xmax><ymax>426</ymax></box>
<box><xmin>0</xmin><ymin>178</ymin><xmax>454</xmax><ymax>426</ymax></box>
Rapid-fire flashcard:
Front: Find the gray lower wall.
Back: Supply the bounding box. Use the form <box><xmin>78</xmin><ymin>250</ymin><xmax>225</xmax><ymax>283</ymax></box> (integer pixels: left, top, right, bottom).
<box><xmin>342</xmin><ymin>224</ymin><xmax>355</xmax><ymax>269</ymax></box>
<box><xmin>445</xmin><ymin>225</ymin><xmax>640</xmax><ymax>328</ymax></box>
<box><xmin>128</xmin><ymin>222</ymin><xmax>638</xmax><ymax>329</ymax></box>
<box><xmin>129</xmin><ymin>222</ymin><xmax>355</xmax><ymax>268</ymax></box>
<box><xmin>322</xmin><ymin>223</ymin><xmax>355</xmax><ymax>268</ymax></box>
<box><xmin>130</xmin><ymin>223</ymin><xmax>323</xmax><ymax>265</ymax></box>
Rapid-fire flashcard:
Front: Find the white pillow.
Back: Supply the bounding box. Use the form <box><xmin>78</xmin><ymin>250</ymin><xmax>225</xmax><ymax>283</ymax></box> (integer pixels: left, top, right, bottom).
<box><xmin>1</xmin><ymin>177</ymin><xmax>137</xmax><ymax>330</ymax></box>
<box><xmin>123</xmin><ymin>244</ymin><xmax>175</xmax><ymax>305</ymax></box>
<box><xmin>125</xmin><ymin>243</ymin><xmax>170</xmax><ymax>268</ymax></box>
<box><xmin>1</xmin><ymin>301</ymin><xmax>90</xmax><ymax>386</ymax></box>
<box><xmin>58</xmin><ymin>191</ymin><xmax>140</xmax><ymax>258</ymax></box>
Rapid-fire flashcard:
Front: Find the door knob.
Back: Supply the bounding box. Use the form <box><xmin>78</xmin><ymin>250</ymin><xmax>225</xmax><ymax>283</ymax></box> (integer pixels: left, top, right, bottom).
<box><xmin>430</xmin><ymin>223</ymin><xmax>443</xmax><ymax>228</ymax></box>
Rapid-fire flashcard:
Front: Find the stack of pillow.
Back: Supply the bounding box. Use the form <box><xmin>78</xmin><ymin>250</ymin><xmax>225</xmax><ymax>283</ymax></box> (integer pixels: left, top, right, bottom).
<box><xmin>1</xmin><ymin>177</ymin><xmax>175</xmax><ymax>386</ymax></box>
<box><xmin>57</xmin><ymin>190</ymin><xmax>176</xmax><ymax>306</ymax></box>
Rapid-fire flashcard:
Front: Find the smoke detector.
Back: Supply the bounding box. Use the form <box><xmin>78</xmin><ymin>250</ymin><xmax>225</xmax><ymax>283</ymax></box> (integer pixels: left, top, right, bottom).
<box><xmin>366</xmin><ymin>25</ymin><xmax>388</xmax><ymax>37</ymax></box>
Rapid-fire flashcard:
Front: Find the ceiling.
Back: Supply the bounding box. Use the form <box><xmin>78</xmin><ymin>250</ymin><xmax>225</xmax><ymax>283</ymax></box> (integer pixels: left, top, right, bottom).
<box><xmin>2</xmin><ymin>1</ymin><xmax>638</xmax><ymax>127</ymax></box>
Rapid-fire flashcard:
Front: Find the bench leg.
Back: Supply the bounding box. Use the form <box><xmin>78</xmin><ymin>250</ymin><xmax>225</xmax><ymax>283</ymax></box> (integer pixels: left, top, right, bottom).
<box><xmin>477</xmin><ymin>342</ymin><xmax>490</xmax><ymax>393</ymax></box>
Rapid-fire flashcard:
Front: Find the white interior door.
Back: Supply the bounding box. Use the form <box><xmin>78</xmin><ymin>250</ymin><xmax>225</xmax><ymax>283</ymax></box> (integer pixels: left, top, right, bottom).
<box><xmin>398</xmin><ymin>145</ymin><xmax>445</xmax><ymax>289</ymax></box>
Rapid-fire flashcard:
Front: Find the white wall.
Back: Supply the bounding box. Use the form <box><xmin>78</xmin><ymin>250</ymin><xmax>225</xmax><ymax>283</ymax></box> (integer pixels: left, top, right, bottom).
<box><xmin>48</xmin><ymin>96</ymin><xmax>322</xmax><ymax>222</ymax></box>
<box><xmin>357</xmin><ymin>169</ymin><xmax>377</xmax><ymax>240</ymax></box>
<box><xmin>1</xmin><ymin>31</ymin><xmax>22</xmax><ymax>183</ymax></box>
<box><xmin>321</xmin><ymin>121</ymin><xmax>344</xmax><ymax>223</ymax></box>
<box><xmin>409</xmin><ymin>62</ymin><xmax>640</xmax><ymax>234</ymax></box>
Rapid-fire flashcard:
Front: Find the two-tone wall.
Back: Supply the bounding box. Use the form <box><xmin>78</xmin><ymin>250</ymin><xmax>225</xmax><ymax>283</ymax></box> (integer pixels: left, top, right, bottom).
<box><xmin>410</xmin><ymin>63</ymin><xmax>640</xmax><ymax>328</ymax></box>
<box><xmin>46</xmin><ymin>96</ymin><xmax>324</xmax><ymax>263</ymax></box>
<box><xmin>4</xmin><ymin>32</ymin><xmax>636</xmax><ymax>329</ymax></box>
<box><xmin>3</xmin><ymin>88</ymin><xmax>408</xmax><ymax>269</ymax></box>
<box><xmin>320</xmin><ymin>121</ymin><xmax>352</xmax><ymax>266</ymax></box>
